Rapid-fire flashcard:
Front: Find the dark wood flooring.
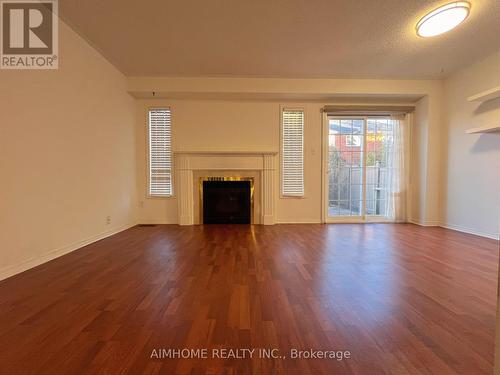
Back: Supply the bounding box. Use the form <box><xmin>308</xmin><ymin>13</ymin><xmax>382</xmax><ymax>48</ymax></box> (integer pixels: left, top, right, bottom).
<box><xmin>0</xmin><ymin>224</ymin><xmax>498</xmax><ymax>374</ymax></box>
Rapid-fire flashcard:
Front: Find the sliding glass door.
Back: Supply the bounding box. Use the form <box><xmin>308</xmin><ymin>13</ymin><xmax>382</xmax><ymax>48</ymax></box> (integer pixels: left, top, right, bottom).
<box><xmin>326</xmin><ymin>116</ymin><xmax>396</xmax><ymax>221</ymax></box>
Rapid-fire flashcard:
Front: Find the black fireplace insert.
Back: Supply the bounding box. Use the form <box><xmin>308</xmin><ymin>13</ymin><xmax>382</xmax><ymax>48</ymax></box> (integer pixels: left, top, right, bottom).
<box><xmin>202</xmin><ymin>180</ymin><xmax>251</xmax><ymax>224</ymax></box>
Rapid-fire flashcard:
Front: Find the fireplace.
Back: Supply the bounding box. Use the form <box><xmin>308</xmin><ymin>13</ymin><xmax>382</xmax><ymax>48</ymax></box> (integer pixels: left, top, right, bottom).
<box><xmin>200</xmin><ymin>177</ymin><xmax>253</xmax><ymax>224</ymax></box>
<box><xmin>175</xmin><ymin>151</ymin><xmax>276</xmax><ymax>225</ymax></box>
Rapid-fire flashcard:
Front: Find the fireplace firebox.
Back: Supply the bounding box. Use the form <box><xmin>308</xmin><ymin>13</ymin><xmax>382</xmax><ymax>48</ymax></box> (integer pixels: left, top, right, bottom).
<box><xmin>201</xmin><ymin>177</ymin><xmax>253</xmax><ymax>224</ymax></box>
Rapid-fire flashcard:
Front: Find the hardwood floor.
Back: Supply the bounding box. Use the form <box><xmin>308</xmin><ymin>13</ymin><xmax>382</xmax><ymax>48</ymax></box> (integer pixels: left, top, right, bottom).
<box><xmin>0</xmin><ymin>224</ymin><xmax>498</xmax><ymax>374</ymax></box>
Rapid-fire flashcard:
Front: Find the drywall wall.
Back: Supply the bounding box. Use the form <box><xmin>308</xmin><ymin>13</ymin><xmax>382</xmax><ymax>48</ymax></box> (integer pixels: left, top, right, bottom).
<box><xmin>442</xmin><ymin>51</ymin><xmax>500</xmax><ymax>239</ymax></box>
<box><xmin>133</xmin><ymin>77</ymin><xmax>443</xmax><ymax>225</ymax></box>
<box><xmin>0</xmin><ymin>21</ymin><xmax>137</xmax><ymax>280</ymax></box>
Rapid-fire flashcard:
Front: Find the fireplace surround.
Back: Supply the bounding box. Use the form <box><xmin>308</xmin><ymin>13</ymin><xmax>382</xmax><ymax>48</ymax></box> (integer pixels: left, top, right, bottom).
<box><xmin>175</xmin><ymin>150</ymin><xmax>277</xmax><ymax>225</ymax></box>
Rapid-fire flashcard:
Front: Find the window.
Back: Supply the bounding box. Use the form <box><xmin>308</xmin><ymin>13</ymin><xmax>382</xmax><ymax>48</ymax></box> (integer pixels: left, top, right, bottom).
<box><xmin>148</xmin><ymin>108</ymin><xmax>172</xmax><ymax>196</ymax></box>
<box><xmin>281</xmin><ymin>109</ymin><xmax>304</xmax><ymax>197</ymax></box>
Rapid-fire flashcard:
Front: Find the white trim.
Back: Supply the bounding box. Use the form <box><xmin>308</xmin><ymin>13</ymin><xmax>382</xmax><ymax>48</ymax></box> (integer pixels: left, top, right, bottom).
<box><xmin>326</xmin><ymin>217</ymin><xmax>365</xmax><ymax>224</ymax></box>
<box><xmin>138</xmin><ymin>219</ymin><xmax>177</xmax><ymax>225</ymax></box>
<box><xmin>175</xmin><ymin>152</ymin><xmax>277</xmax><ymax>225</ymax></box>
<box><xmin>174</xmin><ymin>150</ymin><xmax>277</xmax><ymax>155</ymax></box>
<box><xmin>326</xmin><ymin>216</ymin><xmax>395</xmax><ymax>224</ymax></box>
<box><xmin>440</xmin><ymin>222</ymin><xmax>499</xmax><ymax>240</ymax></box>
<box><xmin>467</xmin><ymin>85</ymin><xmax>500</xmax><ymax>103</ymax></box>
<box><xmin>321</xmin><ymin>111</ymin><xmax>328</xmax><ymax>223</ymax></box>
<box><xmin>276</xmin><ymin>219</ymin><xmax>322</xmax><ymax>224</ymax></box>
<box><xmin>409</xmin><ymin>219</ymin><xmax>499</xmax><ymax>240</ymax></box>
<box><xmin>408</xmin><ymin>218</ymin><xmax>440</xmax><ymax>226</ymax></box>
<box><xmin>0</xmin><ymin>222</ymin><xmax>137</xmax><ymax>281</ymax></box>
<box><xmin>465</xmin><ymin>124</ymin><xmax>500</xmax><ymax>134</ymax></box>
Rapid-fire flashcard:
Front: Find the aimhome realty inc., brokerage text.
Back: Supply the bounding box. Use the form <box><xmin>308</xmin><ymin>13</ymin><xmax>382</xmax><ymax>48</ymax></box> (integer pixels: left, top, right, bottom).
<box><xmin>151</xmin><ymin>348</ymin><xmax>352</xmax><ymax>361</ymax></box>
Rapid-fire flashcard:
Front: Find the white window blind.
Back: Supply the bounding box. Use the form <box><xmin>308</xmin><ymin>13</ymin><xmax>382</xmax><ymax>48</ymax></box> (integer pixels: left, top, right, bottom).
<box><xmin>148</xmin><ymin>108</ymin><xmax>172</xmax><ymax>196</ymax></box>
<box><xmin>282</xmin><ymin>109</ymin><xmax>304</xmax><ymax>196</ymax></box>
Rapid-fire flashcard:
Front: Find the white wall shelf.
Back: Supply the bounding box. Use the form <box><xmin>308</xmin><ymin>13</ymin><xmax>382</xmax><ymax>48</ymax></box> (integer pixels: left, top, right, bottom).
<box><xmin>467</xmin><ymin>86</ymin><xmax>500</xmax><ymax>102</ymax></box>
<box><xmin>465</xmin><ymin>124</ymin><xmax>500</xmax><ymax>134</ymax></box>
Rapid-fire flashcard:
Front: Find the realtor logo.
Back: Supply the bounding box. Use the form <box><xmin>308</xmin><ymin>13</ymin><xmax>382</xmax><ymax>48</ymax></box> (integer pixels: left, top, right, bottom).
<box><xmin>1</xmin><ymin>0</ymin><xmax>58</xmax><ymax>69</ymax></box>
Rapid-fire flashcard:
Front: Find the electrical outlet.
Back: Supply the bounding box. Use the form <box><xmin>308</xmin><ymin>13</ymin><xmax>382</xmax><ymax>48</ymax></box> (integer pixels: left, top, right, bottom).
<box><xmin>106</xmin><ymin>216</ymin><xmax>111</xmax><ymax>225</ymax></box>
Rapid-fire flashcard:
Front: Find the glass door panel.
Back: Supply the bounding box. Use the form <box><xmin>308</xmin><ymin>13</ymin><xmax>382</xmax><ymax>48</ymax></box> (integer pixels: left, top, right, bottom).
<box><xmin>327</xmin><ymin>118</ymin><xmax>364</xmax><ymax>217</ymax></box>
<box><xmin>365</xmin><ymin>118</ymin><xmax>395</xmax><ymax>217</ymax></box>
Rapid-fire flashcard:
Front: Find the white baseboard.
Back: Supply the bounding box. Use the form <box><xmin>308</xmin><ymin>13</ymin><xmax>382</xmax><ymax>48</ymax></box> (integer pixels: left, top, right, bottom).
<box><xmin>276</xmin><ymin>219</ymin><xmax>322</xmax><ymax>224</ymax></box>
<box><xmin>410</xmin><ymin>218</ymin><xmax>499</xmax><ymax>240</ymax></box>
<box><xmin>138</xmin><ymin>219</ymin><xmax>178</xmax><ymax>225</ymax></box>
<box><xmin>409</xmin><ymin>218</ymin><xmax>441</xmax><ymax>227</ymax></box>
<box><xmin>0</xmin><ymin>222</ymin><xmax>137</xmax><ymax>282</ymax></box>
<box><xmin>440</xmin><ymin>222</ymin><xmax>499</xmax><ymax>240</ymax></box>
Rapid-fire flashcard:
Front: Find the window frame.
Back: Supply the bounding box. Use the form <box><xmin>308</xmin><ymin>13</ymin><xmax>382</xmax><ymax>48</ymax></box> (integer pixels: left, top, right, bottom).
<box><xmin>147</xmin><ymin>106</ymin><xmax>174</xmax><ymax>198</ymax></box>
<box><xmin>280</xmin><ymin>106</ymin><xmax>306</xmax><ymax>199</ymax></box>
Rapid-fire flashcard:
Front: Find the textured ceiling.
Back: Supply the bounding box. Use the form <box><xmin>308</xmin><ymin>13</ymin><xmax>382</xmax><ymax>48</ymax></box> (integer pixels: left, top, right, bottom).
<box><xmin>60</xmin><ymin>0</ymin><xmax>500</xmax><ymax>79</ymax></box>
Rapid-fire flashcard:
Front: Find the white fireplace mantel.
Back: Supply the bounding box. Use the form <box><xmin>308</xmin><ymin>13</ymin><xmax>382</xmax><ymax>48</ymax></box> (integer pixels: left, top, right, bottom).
<box><xmin>175</xmin><ymin>150</ymin><xmax>277</xmax><ymax>226</ymax></box>
<box><xmin>174</xmin><ymin>149</ymin><xmax>277</xmax><ymax>155</ymax></box>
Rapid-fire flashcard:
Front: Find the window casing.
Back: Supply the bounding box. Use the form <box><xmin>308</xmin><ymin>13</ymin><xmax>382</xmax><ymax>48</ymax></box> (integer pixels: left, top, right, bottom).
<box><xmin>148</xmin><ymin>108</ymin><xmax>172</xmax><ymax>197</ymax></box>
<box><xmin>281</xmin><ymin>109</ymin><xmax>304</xmax><ymax>197</ymax></box>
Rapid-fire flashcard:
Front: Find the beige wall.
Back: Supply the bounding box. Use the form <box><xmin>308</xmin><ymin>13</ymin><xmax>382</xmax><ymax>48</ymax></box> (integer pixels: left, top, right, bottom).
<box><xmin>0</xmin><ymin>21</ymin><xmax>137</xmax><ymax>280</ymax></box>
<box><xmin>442</xmin><ymin>51</ymin><xmax>500</xmax><ymax>239</ymax></box>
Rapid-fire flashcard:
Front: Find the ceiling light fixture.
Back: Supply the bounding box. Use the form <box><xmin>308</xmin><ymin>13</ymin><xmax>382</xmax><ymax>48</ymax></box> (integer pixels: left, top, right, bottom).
<box><xmin>416</xmin><ymin>2</ymin><xmax>471</xmax><ymax>37</ymax></box>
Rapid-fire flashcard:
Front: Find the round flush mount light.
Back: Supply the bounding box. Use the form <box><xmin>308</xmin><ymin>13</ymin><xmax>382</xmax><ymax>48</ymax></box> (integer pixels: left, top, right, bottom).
<box><xmin>416</xmin><ymin>2</ymin><xmax>471</xmax><ymax>37</ymax></box>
